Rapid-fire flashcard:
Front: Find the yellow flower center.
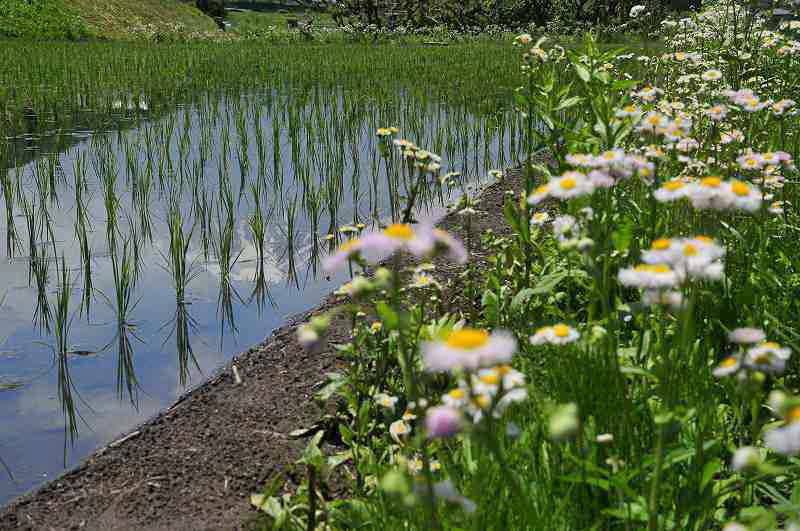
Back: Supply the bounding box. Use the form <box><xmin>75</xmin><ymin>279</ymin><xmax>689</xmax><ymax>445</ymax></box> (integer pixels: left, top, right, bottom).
<box><xmin>496</xmin><ymin>365</ymin><xmax>512</xmax><ymax>375</ymax></box>
<box><xmin>731</xmin><ymin>180</ymin><xmax>751</xmax><ymax>196</ymax></box>
<box><xmin>762</xmin><ymin>341</ymin><xmax>780</xmax><ymax>349</ymax></box>
<box><xmin>446</xmin><ymin>329</ymin><xmax>489</xmax><ymax>349</ymax></box>
<box><xmin>635</xmin><ymin>264</ymin><xmax>672</xmax><ymax>274</ymax></box>
<box><xmin>384</xmin><ymin>223</ymin><xmax>415</xmax><ymax>240</ymax></box>
<box><xmin>553</xmin><ymin>324</ymin><xmax>571</xmax><ymax>337</ymax></box>
<box><xmin>701</xmin><ymin>176</ymin><xmax>722</xmax><ymax>187</ymax></box>
<box><xmin>624</xmin><ymin>105</ymin><xmax>636</xmax><ymax>113</ymax></box>
<box><xmin>720</xmin><ymin>356</ymin><xmax>738</xmax><ymax>368</ymax></box>
<box><xmin>475</xmin><ymin>394</ymin><xmax>491</xmax><ymax>409</ymax></box>
<box><xmin>754</xmin><ymin>353</ymin><xmax>771</xmax><ymax>364</ymax></box>
<box><xmin>448</xmin><ymin>388</ymin><xmax>465</xmax><ymax>400</ymax></box>
<box><xmin>480</xmin><ymin>372</ymin><xmax>500</xmax><ymax>385</ymax></box>
<box><xmin>339</xmin><ymin>238</ymin><xmax>361</xmax><ymax>253</ymax></box>
<box><xmin>663</xmin><ymin>180</ymin><xmax>685</xmax><ymax>191</ymax></box>
<box><xmin>787</xmin><ymin>406</ymin><xmax>800</xmax><ymax>423</ymax></box>
<box><xmin>652</xmin><ymin>238</ymin><xmax>672</xmax><ymax>250</ymax></box>
<box><xmin>683</xmin><ymin>244</ymin><xmax>699</xmax><ymax>256</ymax></box>
<box><xmin>535</xmin><ymin>184</ymin><xmax>549</xmax><ymax>195</ymax></box>
<box><xmin>695</xmin><ymin>235</ymin><xmax>713</xmax><ymax>243</ymax></box>
<box><xmin>560</xmin><ymin>177</ymin><xmax>577</xmax><ymax>190</ymax></box>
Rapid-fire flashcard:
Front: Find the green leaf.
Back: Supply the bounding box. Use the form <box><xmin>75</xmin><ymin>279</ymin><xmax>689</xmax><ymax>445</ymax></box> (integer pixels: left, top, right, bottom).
<box><xmin>376</xmin><ymin>302</ymin><xmax>399</xmax><ymax>330</ymax></box>
<box><xmin>574</xmin><ymin>63</ymin><xmax>590</xmax><ymax>83</ymax></box>
<box><xmin>532</xmin><ymin>270</ymin><xmax>569</xmax><ymax>295</ymax></box>
<box><xmin>554</xmin><ymin>96</ymin><xmax>583</xmax><ymax>112</ymax></box>
<box><xmin>700</xmin><ymin>459</ymin><xmax>721</xmax><ymax>490</ymax></box>
<box><xmin>620</xmin><ymin>366</ymin><xmax>658</xmax><ymax>381</ymax></box>
<box><xmin>511</xmin><ymin>288</ymin><xmax>536</xmax><ymax>311</ymax></box>
<box><xmin>611</xmin><ymin>80</ymin><xmax>640</xmax><ymax>90</ymax></box>
<box><xmin>314</xmin><ymin>372</ymin><xmax>347</xmax><ymax>402</ymax></box>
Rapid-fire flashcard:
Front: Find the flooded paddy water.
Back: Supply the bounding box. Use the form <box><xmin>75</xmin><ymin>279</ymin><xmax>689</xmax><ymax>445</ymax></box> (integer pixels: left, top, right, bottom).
<box><xmin>0</xmin><ymin>42</ymin><xmax>524</xmax><ymax>505</ymax></box>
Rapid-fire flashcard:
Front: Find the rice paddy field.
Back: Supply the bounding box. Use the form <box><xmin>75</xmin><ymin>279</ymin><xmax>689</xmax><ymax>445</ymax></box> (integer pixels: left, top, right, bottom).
<box><xmin>0</xmin><ymin>41</ymin><xmax>523</xmax><ymax>506</ymax></box>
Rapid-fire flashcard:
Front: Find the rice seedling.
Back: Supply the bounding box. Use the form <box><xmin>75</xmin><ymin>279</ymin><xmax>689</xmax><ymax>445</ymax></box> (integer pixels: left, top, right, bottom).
<box><xmin>0</xmin><ymin>168</ymin><xmax>20</xmax><ymax>258</ymax></box>
<box><xmin>163</xmin><ymin>202</ymin><xmax>198</xmax><ymax>306</ymax></box>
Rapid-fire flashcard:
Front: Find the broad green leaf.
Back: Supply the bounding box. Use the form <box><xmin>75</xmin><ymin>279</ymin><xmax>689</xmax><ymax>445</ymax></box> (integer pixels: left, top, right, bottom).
<box><xmin>532</xmin><ymin>270</ymin><xmax>569</xmax><ymax>295</ymax></box>
<box><xmin>376</xmin><ymin>301</ymin><xmax>399</xmax><ymax>330</ymax></box>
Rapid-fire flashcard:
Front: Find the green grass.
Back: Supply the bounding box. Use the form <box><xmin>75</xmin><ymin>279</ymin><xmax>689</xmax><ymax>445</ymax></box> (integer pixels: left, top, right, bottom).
<box><xmin>0</xmin><ymin>0</ymin><xmax>217</xmax><ymax>40</ymax></box>
<box><xmin>64</xmin><ymin>0</ymin><xmax>218</xmax><ymax>39</ymax></box>
<box><xmin>0</xmin><ymin>0</ymin><xmax>88</xmax><ymax>40</ymax></box>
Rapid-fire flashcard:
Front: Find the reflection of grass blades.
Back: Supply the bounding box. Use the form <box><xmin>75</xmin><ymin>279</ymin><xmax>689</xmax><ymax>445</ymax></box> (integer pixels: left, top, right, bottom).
<box><xmin>111</xmin><ymin>322</ymin><xmax>143</xmax><ymax>407</ymax></box>
<box><xmin>283</xmin><ymin>196</ymin><xmax>299</xmax><ymax>289</ymax></box>
<box><xmin>31</xmin><ymin>255</ymin><xmax>52</xmax><ymax>333</ymax></box>
<box><xmin>52</xmin><ymin>257</ymin><xmax>89</xmax><ymax>460</ymax></box>
<box><xmin>0</xmin><ymin>453</ymin><xmax>14</xmax><ymax>482</ymax></box>
<box><xmin>53</xmin><ymin>255</ymin><xmax>74</xmax><ymax>360</ymax></box>
<box><xmin>160</xmin><ymin>303</ymin><xmax>201</xmax><ymax>387</ymax></box>
<box><xmin>75</xmin><ymin>218</ymin><xmax>93</xmax><ymax>318</ymax></box>
<box><xmin>217</xmin><ymin>277</ymin><xmax>242</xmax><ymax>339</ymax></box>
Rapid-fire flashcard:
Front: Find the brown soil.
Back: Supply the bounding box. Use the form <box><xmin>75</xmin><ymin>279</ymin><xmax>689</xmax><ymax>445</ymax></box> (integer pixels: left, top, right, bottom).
<box><xmin>0</xmin><ymin>169</ymin><xmax>531</xmax><ymax>531</ymax></box>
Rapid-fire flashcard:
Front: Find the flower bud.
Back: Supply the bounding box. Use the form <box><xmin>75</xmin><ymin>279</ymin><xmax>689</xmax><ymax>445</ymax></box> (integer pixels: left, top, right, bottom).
<box><xmin>549</xmin><ymin>403</ymin><xmax>580</xmax><ymax>441</ymax></box>
<box><xmin>732</xmin><ymin>446</ymin><xmax>761</xmax><ymax>472</ymax></box>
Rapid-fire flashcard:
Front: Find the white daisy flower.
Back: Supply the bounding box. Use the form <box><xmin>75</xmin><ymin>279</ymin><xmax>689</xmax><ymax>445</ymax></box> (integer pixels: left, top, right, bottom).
<box><xmin>737</xmin><ymin>154</ymin><xmax>764</xmax><ymax>170</ymax></box>
<box><xmin>530</xmin><ymin>324</ymin><xmax>580</xmax><ymax>345</ymax></box>
<box><xmin>705</xmin><ymin>104</ymin><xmax>728</xmax><ymax>121</ymax></box>
<box><xmin>727</xmin><ymin>180</ymin><xmax>762</xmax><ymax>212</ymax></box>
<box><xmin>765</xmin><ymin>406</ymin><xmax>800</xmax><ymax>455</ymax></box>
<box><xmin>531</xmin><ymin>211</ymin><xmax>551</xmax><ymax>225</ymax></box>
<box><xmin>375</xmin><ymin>393</ymin><xmax>399</xmax><ymax>411</ymax></box>
<box><xmin>701</xmin><ymin>69</ymin><xmax>723</xmax><ymax>81</ymax></box>
<box><xmin>713</xmin><ymin>355</ymin><xmax>741</xmax><ymax>377</ymax></box>
<box><xmin>618</xmin><ymin>263</ymin><xmax>682</xmax><ymax>289</ymax></box>
<box><xmin>732</xmin><ymin>446</ymin><xmax>761</xmax><ymax>471</ymax></box>
<box><xmin>389</xmin><ymin>419</ymin><xmax>412</xmax><ymax>444</ymax></box>
<box><xmin>654</xmin><ymin>179</ymin><xmax>690</xmax><ymax>202</ymax></box>
<box><xmin>745</xmin><ymin>342</ymin><xmax>791</xmax><ymax>374</ymax></box>
<box><xmin>548</xmin><ymin>171</ymin><xmax>595</xmax><ymax>200</ymax></box>
<box><xmin>422</xmin><ymin>328</ymin><xmax>517</xmax><ymax>372</ymax></box>
<box><xmin>728</xmin><ymin>327</ymin><xmax>766</xmax><ymax>345</ymax></box>
<box><xmin>527</xmin><ymin>183</ymin><xmax>550</xmax><ymax>205</ymax></box>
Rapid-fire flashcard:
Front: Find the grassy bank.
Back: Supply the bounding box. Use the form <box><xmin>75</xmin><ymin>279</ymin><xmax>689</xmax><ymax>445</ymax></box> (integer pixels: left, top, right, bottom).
<box><xmin>0</xmin><ymin>0</ymin><xmax>217</xmax><ymax>40</ymax></box>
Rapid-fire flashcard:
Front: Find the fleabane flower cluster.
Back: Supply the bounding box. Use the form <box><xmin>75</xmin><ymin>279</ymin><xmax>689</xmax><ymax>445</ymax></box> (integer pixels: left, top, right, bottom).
<box><xmin>619</xmin><ymin>236</ymin><xmax>725</xmax><ymax>294</ymax></box>
<box><xmin>323</xmin><ymin>223</ymin><xmax>467</xmax><ymax>271</ymax></box>
<box><xmin>392</xmin><ymin>138</ymin><xmax>442</xmax><ymax>173</ymax></box>
<box><xmin>635</xmin><ymin>111</ymin><xmax>693</xmax><ymax>143</ymax></box>
<box><xmin>654</xmin><ymin>176</ymin><xmax>763</xmax><ymax>212</ymax></box>
<box><xmin>713</xmin><ymin>327</ymin><xmax>792</xmax><ymax>379</ymax></box>
<box><xmin>435</xmin><ymin>364</ymin><xmax>527</xmax><ymax>427</ymax></box>
<box><xmin>722</xmin><ymin>88</ymin><xmax>772</xmax><ymax>112</ymax></box>
<box><xmin>565</xmin><ymin>149</ymin><xmax>655</xmax><ymax>183</ymax></box>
